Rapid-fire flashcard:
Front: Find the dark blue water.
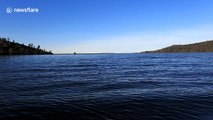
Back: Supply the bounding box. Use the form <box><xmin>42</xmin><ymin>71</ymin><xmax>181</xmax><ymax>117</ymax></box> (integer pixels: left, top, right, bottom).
<box><xmin>0</xmin><ymin>53</ymin><xmax>212</xmax><ymax>120</ymax></box>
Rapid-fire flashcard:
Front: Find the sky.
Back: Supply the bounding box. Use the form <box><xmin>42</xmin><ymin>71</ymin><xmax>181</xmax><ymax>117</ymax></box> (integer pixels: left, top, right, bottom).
<box><xmin>0</xmin><ymin>0</ymin><xmax>213</xmax><ymax>53</ymax></box>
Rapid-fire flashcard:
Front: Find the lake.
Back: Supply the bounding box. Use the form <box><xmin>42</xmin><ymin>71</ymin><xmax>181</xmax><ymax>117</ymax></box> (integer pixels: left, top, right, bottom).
<box><xmin>0</xmin><ymin>53</ymin><xmax>212</xmax><ymax>120</ymax></box>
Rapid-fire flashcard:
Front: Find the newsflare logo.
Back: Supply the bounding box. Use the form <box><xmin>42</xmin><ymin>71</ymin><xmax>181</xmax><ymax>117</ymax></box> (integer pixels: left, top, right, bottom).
<box><xmin>6</xmin><ymin>7</ymin><xmax>13</xmax><ymax>13</ymax></box>
<box><xmin>6</xmin><ymin>7</ymin><xmax>39</xmax><ymax>14</ymax></box>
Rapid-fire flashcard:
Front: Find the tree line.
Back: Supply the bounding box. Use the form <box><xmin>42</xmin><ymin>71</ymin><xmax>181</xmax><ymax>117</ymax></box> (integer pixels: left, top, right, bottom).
<box><xmin>0</xmin><ymin>37</ymin><xmax>53</xmax><ymax>55</ymax></box>
<box><xmin>144</xmin><ymin>40</ymin><xmax>213</xmax><ymax>53</ymax></box>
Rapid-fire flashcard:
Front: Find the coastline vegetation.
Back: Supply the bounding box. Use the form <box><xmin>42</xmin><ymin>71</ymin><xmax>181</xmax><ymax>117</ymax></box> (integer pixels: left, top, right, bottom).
<box><xmin>0</xmin><ymin>37</ymin><xmax>53</xmax><ymax>55</ymax></box>
<box><xmin>144</xmin><ymin>40</ymin><xmax>213</xmax><ymax>53</ymax></box>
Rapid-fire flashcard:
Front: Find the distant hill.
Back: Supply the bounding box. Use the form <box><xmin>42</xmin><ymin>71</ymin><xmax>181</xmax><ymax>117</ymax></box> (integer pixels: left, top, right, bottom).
<box><xmin>144</xmin><ymin>40</ymin><xmax>213</xmax><ymax>53</ymax></box>
<box><xmin>0</xmin><ymin>37</ymin><xmax>53</xmax><ymax>55</ymax></box>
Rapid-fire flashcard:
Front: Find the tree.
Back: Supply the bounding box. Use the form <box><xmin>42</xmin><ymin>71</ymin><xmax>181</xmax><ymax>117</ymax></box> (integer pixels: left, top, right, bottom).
<box><xmin>28</xmin><ymin>43</ymin><xmax>34</xmax><ymax>48</ymax></box>
<box><xmin>37</xmin><ymin>45</ymin><xmax>40</xmax><ymax>49</ymax></box>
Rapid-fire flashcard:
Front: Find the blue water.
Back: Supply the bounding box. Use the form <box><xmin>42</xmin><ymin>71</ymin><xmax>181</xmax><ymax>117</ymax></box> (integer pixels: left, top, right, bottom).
<box><xmin>0</xmin><ymin>53</ymin><xmax>212</xmax><ymax>120</ymax></box>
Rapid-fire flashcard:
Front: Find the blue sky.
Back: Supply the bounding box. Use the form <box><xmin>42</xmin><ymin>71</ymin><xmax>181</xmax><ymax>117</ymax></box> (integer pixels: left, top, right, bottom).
<box><xmin>1</xmin><ymin>0</ymin><xmax>213</xmax><ymax>53</ymax></box>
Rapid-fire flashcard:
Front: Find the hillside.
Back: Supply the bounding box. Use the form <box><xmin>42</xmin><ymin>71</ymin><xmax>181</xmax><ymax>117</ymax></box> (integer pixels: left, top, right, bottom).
<box><xmin>144</xmin><ymin>40</ymin><xmax>213</xmax><ymax>53</ymax></box>
<box><xmin>0</xmin><ymin>37</ymin><xmax>53</xmax><ymax>55</ymax></box>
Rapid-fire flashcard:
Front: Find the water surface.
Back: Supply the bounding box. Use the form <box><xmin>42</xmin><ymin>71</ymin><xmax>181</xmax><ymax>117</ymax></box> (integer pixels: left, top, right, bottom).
<box><xmin>0</xmin><ymin>53</ymin><xmax>212</xmax><ymax>120</ymax></box>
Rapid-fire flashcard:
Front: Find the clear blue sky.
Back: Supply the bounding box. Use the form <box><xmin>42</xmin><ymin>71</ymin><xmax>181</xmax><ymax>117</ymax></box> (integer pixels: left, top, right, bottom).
<box><xmin>1</xmin><ymin>0</ymin><xmax>213</xmax><ymax>53</ymax></box>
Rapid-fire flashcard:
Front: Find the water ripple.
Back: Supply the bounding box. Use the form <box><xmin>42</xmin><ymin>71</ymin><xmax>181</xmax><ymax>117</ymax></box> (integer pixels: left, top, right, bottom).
<box><xmin>0</xmin><ymin>53</ymin><xmax>213</xmax><ymax>120</ymax></box>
